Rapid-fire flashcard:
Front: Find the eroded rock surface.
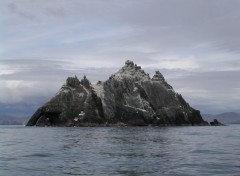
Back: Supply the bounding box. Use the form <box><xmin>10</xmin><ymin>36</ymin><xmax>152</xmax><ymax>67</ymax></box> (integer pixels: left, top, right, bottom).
<box><xmin>26</xmin><ymin>60</ymin><xmax>208</xmax><ymax>126</ymax></box>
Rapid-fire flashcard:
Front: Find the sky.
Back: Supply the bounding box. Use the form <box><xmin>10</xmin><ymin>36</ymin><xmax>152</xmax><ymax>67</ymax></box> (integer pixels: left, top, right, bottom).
<box><xmin>0</xmin><ymin>0</ymin><xmax>240</xmax><ymax>117</ymax></box>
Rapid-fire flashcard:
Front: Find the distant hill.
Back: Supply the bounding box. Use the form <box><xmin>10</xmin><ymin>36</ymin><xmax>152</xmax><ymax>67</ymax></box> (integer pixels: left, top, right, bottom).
<box><xmin>0</xmin><ymin>116</ymin><xmax>29</xmax><ymax>125</ymax></box>
<box><xmin>202</xmin><ymin>112</ymin><xmax>240</xmax><ymax>124</ymax></box>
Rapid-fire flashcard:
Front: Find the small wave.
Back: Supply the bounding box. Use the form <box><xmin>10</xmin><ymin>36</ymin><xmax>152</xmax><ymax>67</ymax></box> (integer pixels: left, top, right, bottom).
<box><xmin>23</xmin><ymin>153</ymin><xmax>55</xmax><ymax>158</ymax></box>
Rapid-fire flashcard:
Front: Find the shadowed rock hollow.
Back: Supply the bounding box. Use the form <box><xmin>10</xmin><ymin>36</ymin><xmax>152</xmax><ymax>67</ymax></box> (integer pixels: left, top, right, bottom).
<box><xmin>26</xmin><ymin>60</ymin><xmax>208</xmax><ymax>127</ymax></box>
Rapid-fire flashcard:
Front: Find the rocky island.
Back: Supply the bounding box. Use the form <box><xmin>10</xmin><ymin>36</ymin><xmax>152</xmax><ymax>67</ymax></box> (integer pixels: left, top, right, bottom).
<box><xmin>26</xmin><ymin>60</ymin><xmax>208</xmax><ymax>127</ymax></box>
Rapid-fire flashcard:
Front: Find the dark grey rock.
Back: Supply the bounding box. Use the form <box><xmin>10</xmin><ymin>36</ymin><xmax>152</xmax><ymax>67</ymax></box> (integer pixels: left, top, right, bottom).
<box><xmin>210</xmin><ymin>119</ymin><xmax>224</xmax><ymax>126</ymax></box>
<box><xmin>26</xmin><ymin>60</ymin><xmax>209</xmax><ymax>126</ymax></box>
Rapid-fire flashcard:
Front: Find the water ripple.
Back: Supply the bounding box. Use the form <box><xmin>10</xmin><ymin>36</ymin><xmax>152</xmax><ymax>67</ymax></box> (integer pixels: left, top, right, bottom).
<box><xmin>0</xmin><ymin>125</ymin><xmax>240</xmax><ymax>175</ymax></box>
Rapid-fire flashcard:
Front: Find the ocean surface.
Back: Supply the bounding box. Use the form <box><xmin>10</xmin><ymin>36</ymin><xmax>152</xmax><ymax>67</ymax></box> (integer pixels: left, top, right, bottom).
<box><xmin>0</xmin><ymin>125</ymin><xmax>239</xmax><ymax>176</ymax></box>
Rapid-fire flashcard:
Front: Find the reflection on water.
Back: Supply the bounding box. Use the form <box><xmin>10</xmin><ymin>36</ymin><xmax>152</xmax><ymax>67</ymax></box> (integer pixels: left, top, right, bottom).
<box><xmin>0</xmin><ymin>125</ymin><xmax>240</xmax><ymax>176</ymax></box>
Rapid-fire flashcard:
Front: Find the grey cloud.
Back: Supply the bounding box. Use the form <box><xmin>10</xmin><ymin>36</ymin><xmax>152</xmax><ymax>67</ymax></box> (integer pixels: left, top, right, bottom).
<box><xmin>5</xmin><ymin>0</ymin><xmax>66</xmax><ymax>22</ymax></box>
<box><xmin>7</xmin><ymin>3</ymin><xmax>37</xmax><ymax>21</ymax></box>
<box><xmin>0</xmin><ymin>59</ymin><xmax>117</xmax><ymax>82</ymax></box>
<box><xmin>166</xmin><ymin>70</ymin><xmax>240</xmax><ymax>113</ymax></box>
<box><xmin>4</xmin><ymin>1</ymin><xmax>240</xmax><ymax>39</ymax></box>
<box><xmin>3</xmin><ymin>0</ymin><xmax>240</xmax><ymax>55</ymax></box>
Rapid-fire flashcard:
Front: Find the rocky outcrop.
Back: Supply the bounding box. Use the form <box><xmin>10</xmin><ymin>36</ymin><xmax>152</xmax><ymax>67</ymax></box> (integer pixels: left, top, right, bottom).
<box><xmin>210</xmin><ymin>119</ymin><xmax>224</xmax><ymax>126</ymax></box>
<box><xmin>26</xmin><ymin>60</ymin><xmax>208</xmax><ymax>126</ymax></box>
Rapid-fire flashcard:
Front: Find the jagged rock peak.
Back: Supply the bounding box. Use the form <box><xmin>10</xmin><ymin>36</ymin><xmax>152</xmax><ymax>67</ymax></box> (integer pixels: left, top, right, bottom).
<box><xmin>80</xmin><ymin>75</ymin><xmax>91</xmax><ymax>89</ymax></box>
<box><xmin>125</xmin><ymin>60</ymin><xmax>132</xmax><ymax>65</ymax></box>
<box><xmin>124</xmin><ymin>60</ymin><xmax>142</xmax><ymax>70</ymax></box>
<box><xmin>152</xmin><ymin>71</ymin><xmax>165</xmax><ymax>82</ymax></box>
<box><xmin>114</xmin><ymin>60</ymin><xmax>150</xmax><ymax>81</ymax></box>
<box><xmin>66</xmin><ymin>75</ymin><xmax>80</xmax><ymax>87</ymax></box>
<box><xmin>123</xmin><ymin>60</ymin><xmax>143</xmax><ymax>70</ymax></box>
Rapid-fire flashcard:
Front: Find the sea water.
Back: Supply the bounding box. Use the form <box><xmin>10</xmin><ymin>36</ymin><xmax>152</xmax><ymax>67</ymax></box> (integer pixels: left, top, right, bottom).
<box><xmin>0</xmin><ymin>125</ymin><xmax>239</xmax><ymax>176</ymax></box>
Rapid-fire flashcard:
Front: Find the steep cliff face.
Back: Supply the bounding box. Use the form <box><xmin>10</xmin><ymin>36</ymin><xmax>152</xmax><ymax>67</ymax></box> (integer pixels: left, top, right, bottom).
<box><xmin>26</xmin><ymin>60</ymin><xmax>208</xmax><ymax>126</ymax></box>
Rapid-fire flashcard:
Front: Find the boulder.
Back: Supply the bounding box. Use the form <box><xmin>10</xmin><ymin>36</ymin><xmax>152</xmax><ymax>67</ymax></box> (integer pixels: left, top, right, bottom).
<box><xmin>210</xmin><ymin>119</ymin><xmax>224</xmax><ymax>126</ymax></box>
